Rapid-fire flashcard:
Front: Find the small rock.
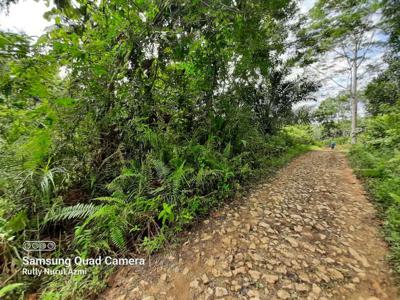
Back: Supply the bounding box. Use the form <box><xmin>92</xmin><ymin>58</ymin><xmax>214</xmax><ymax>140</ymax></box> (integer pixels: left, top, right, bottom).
<box><xmin>212</xmin><ymin>268</ymin><xmax>221</xmax><ymax>277</ymax></box>
<box><xmin>189</xmin><ymin>280</ymin><xmax>199</xmax><ymax>289</ymax></box>
<box><xmin>215</xmin><ymin>287</ymin><xmax>228</xmax><ymax>297</ymax></box>
<box><xmin>160</xmin><ymin>273</ymin><xmax>167</xmax><ymax>281</ymax></box>
<box><xmin>302</xmin><ymin>242</ymin><xmax>316</xmax><ymax>252</ymax></box>
<box><xmin>286</xmin><ymin>237</ymin><xmax>299</xmax><ymax>247</ymax></box>
<box><xmin>312</xmin><ymin>283</ymin><xmax>321</xmax><ymax>295</ymax></box>
<box><xmin>294</xmin><ymin>225</ymin><xmax>303</xmax><ymax>232</ymax></box>
<box><xmin>201</xmin><ymin>274</ymin><xmax>210</xmax><ymax>284</ymax></box>
<box><xmin>276</xmin><ymin>266</ymin><xmax>287</xmax><ymax>274</ymax></box>
<box><xmin>352</xmin><ymin>277</ymin><xmax>360</xmax><ymax>283</ymax></box>
<box><xmin>130</xmin><ymin>287</ymin><xmax>140</xmax><ymax>294</ymax></box>
<box><xmin>325</xmin><ymin>257</ymin><xmax>335</xmax><ymax>264</ymax></box>
<box><xmin>249</xmin><ymin>270</ymin><xmax>261</xmax><ymax>280</ymax></box>
<box><xmin>233</xmin><ymin>266</ymin><xmax>246</xmax><ymax>275</ymax></box>
<box><xmin>231</xmin><ymin>284</ymin><xmax>241</xmax><ymax>291</ymax></box>
<box><xmin>264</xmin><ymin>274</ymin><xmax>279</xmax><ymax>284</ymax></box>
<box><xmin>206</xmin><ymin>287</ymin><xmax>214</xmax><ymax>296</ymax></box>
<box><xmin>223</xmin><ymin>271</ymin><xmax>233</xmax><ymax>277</ymax></box>
<box><xmin>295</xmin><ymin>283</ymin><xmax>309</xmax><ymax>292</ymax></box>
<box><xmin>281</xmin><ymin>279</ymin><xmax>293</xmax><ymax>289</ymax></box>
<box><xmin>250</xmin><ymin>253</ymin><xmax>263</xmax><ymax>261</ymax></box>
<box><xmin>298</xmin><ymin>272</ymin><xmax>310</xmax><ymax>283</ymax></box>
<box><xmin>140</xmin><ymin>280</ymin><xmax>149</xmax><ymax>287</ymax></box>
<box><xmin>328</xmin><ymin>268</ymin><xmax>344</xmax><ymax>280</ymax></box>
<box><xmin>348</xmin><ymin>247</ymin><xmax>370</xmax><ymax>268</ymax></box>
<box><xmin>247</xmin><ymin>289</ymin><xmax>260</xmax><ymax>297</ymax></box>
<box><xmin>259</xmin><ymin>222</ymin><xmax>271</xmax><ymax>229</ymax></box>
<box><xmin>277</xmin><ymin>289</ymin><xmax>290</xmax><ymax>299</ymax></box>
<box><xmin>201</xmin><ymin>234</ymin><xmax>212</xmax><ymax>241</ymax></box>
<box><xmin>206</xmin><ymin>258</ymin><xmax>216</xmax><ymax>267</ymax></box>
<box><xmin>358</xmin><ymin>272</ymin><xmax>366</xmax><ymax>279</ymax></box>
<box><xmin>222</xmin><ymin>238</ymin><xmax>231</xmax><ymax>245</ymax></box>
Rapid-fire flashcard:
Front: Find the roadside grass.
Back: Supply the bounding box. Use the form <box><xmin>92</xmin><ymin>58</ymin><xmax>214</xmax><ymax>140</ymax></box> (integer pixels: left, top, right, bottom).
<box><xmin>349</xmin><ymin>145</ymin><xmax>400</xmax><ymax>279</ymax></box>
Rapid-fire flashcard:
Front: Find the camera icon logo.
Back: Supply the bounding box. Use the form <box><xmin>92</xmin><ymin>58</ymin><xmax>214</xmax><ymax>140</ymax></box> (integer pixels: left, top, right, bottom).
<box><xmin>22</xmin><ymin>241</ymin><xmax>56</xmax><ymax>252</ymax></box>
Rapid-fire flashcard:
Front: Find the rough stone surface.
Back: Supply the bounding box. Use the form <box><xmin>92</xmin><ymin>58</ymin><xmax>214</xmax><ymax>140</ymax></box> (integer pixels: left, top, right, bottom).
<box><xmin>99</xmin><ymin>151</ymin><xmax>398</xmax><ymax>300</ymax></box>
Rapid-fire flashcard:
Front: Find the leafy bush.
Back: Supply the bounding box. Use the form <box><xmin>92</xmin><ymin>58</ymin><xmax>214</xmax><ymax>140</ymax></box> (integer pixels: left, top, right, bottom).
<box><xmin>283</xmin><ymin>125</ymin><xmax>315</xmax><ymax>146</ymax></box>
<box><xmin>349</xmin><ymin>100</ymin><xmax>400</xmax><ymax>273</ymax></box>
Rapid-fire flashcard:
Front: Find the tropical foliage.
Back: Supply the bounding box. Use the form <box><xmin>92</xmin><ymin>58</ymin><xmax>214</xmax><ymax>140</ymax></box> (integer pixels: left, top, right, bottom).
<box><xmin>349</xmin><ymin>0</ymin><xmax>400</xmax><ymax>276</ymax></box>
<box><xmin>0</xmin><ymin>1</ymin><xmax>318</xmax><ymax>298</ymax></box>
<box><xmin>313</xmin><ymin>94</ymin><xmax>352</xmax><ymax>141</ymax></box>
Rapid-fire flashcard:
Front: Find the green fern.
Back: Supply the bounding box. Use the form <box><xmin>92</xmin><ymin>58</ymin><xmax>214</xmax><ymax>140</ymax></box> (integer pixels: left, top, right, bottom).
<box><xmin>110</xmin><ymin>225</ymin><xmax>126</xmax><ymax>249</ymax></box>
<box><xmin>195</xmin><ymin>166</ymin><xmax>218</xmax><ymax>187</ymax></box>
<box><xmin>74</xmin><ymin>204</ymin><xmax>128</xmax><ymax>251</ymax></box>
<box><xmin>46</xmin><ymin>203</ymin><xmax>99</xmax><ymax>223</ymax></box>
<box><xmin>150</xmin><ymin>157</ymin><xmax>170</xmax><ymax>180</ymax></box>
<box><xmin>105</xmin><ymin>166</ymin><xmax>137</xmax><ymax>192</ymax></box>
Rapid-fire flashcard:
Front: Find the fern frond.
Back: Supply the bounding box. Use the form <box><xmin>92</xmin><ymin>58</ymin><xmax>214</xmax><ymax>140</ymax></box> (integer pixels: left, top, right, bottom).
<box><xmin>46</xmin><ymin>203</ymin><xmax>99</xmax><ymax>223</ymax></box>
<box><xmin>95</xmin><ymin>196</ymin><xmax>125</xmax><ymax>204</ymax></box>
<box><xmin>151</xmin><ymin>157</ymin><xmax>170</xmax><ymax>180</ymax></box>
<box><xmin>110</xmin><ymin>225</ymin><xmax>126</xmax><ymax>249</ymax></box>
<box><xmin>196</xmin><ymin>167</ymin><xmax>218</xmax><ymax>186</ymax></box>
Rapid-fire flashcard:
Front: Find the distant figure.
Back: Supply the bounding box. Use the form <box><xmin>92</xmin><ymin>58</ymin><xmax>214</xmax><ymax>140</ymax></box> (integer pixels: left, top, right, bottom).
<box><xmin>330</xmin><ymin>141</ymin><xmax>336</xmax><ymax>150</ymax></box>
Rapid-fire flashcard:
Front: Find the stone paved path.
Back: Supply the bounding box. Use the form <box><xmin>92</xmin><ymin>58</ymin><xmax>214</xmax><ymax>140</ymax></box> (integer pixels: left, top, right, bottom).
<box><xmin>99</xmin><ymin>150</ymin><xmax>398</xmax><ymax>300</ymax></box>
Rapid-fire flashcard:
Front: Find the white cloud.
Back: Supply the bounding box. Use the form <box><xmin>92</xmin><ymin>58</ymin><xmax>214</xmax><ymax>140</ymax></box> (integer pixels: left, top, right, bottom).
<box><xmin>299</xmin><ymin>0</ymin><xmax>316</xmax><ymax>13</ymax></box>
<box><xmin>0</xmin><ymin>0</ymin><xmax>51</xmax><ymax>37</ymax></box>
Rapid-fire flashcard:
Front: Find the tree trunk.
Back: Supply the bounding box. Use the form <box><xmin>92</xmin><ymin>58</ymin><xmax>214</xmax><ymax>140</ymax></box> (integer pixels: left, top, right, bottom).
<box><xmin>351</xmin><ymin>43</ymin><xmax>358</xmax><ymax>144</ymax></box>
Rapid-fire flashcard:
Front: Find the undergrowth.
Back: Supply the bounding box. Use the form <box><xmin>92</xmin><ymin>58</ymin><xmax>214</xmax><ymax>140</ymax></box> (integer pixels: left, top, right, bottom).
<box><xmin>0</xmin><ymin>1</ymin><xmax>320</xmax><ymax>298</ymax></box>
<box><xmin>349</xmin><ymin>101</ymin><xmax>400</xmax><ymax>276</ymax></box>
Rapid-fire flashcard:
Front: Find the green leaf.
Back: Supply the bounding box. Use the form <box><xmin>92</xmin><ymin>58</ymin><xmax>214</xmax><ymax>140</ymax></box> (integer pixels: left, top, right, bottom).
<box><xmin>4</xmin><ymin>211</ymin><xmax>27</xmax><ymax>233</ymax></box>
<box><xmin>390</xmin><ymin>193</ymin><xmax>400</xmax><ymax>206</ymax></box>
<box><xmin>55</xmin><ymin>97</ymin><xmax>76</xmax><ymax>107</ymax></box>
<box><xmin>0</xmin><ymin>283</ymin><xmax>24</xmax><ymax>297</ymax></box>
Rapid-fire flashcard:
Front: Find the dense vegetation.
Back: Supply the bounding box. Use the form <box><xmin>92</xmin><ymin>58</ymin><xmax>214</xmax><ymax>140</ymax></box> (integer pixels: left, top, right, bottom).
<box><xmin>349</xmin><ymin>0</ymin><xmax>400</xmax><ymax>276</ymax></box>
<box><xmin>1</xmin><ymin>0</ymin><xmax>399</xmax><ymax>298</ymax></box>
<box><xmin>0</xmin><ymin>1</ymin><xmax>318</xmax><ymax>298</ymax></box>
<box><xmin>312</xmin><ymin>94</ymin><xmax>352</xmax><ymax>144</ymax></box>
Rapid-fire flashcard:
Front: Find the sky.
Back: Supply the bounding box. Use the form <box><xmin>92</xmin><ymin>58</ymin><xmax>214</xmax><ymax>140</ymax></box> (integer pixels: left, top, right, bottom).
<box><xmin>0</xmin><ymin>0</ymin><xmax>52</xmax><ymax>37</ymax></box>
<box><xmin>300</xmin><ymin>0</ymin><xmax>316</xmax><ymax>13</ymax></box>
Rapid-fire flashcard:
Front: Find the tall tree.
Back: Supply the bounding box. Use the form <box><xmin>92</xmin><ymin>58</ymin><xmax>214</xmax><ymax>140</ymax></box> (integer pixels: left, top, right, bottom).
<box><xmin>301</xmin><ymin>0</ymin><xmax>382</xmax><ymax>143</ymax></box>
<box><xmin>313</xmin><ymin>94</ymin><xmax>351</xmax><ymax>138</ymax></box>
